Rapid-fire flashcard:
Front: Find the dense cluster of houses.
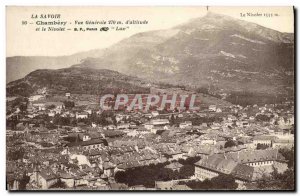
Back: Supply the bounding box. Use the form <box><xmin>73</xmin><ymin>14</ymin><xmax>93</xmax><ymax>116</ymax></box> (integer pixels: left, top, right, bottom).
<box><xmin>6</xmin><ymin>92</ymin><xmax>294</xmax><ymax>190</ymax></box>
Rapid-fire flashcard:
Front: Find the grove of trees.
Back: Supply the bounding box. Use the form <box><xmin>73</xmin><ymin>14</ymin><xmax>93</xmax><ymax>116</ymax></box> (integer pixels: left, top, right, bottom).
<box><xmin>182</xmin><ymin>174</ymin><xmax>238</xmax><ymax>190</ymax></box>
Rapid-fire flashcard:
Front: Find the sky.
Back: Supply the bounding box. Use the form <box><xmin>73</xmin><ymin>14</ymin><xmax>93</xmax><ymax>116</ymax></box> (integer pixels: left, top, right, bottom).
<box><xmin>6</xmin><ymin>6</ymin><xmax>294</xmax><ymax>57</ymax></box>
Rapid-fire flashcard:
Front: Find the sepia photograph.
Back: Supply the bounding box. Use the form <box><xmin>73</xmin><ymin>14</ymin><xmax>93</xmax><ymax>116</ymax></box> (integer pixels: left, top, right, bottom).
<box><xmin>5</xmin><ymin>6</ymin><xmax>295</xmax><ymax>191</ymax></box>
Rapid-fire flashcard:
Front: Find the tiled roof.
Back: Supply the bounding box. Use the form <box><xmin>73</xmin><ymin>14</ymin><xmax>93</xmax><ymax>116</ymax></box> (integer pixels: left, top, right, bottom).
<box><xmin>225</xmin><ymin>149</ymin><xmax>285</xmax><ymax>163</ymax></box>
<box><xmin>253</xmin><ymin>135</ymin><xmax>278</xmax><ymax>141</ymax></box>
<box><xmin>195</xmin><ymin>155</ymin><xmax>237</xmax><ymax>174</ymax></box>
<box><xmin>59</xmin><ymin>171</ymin><xmax>73</xmax><ymax>179</ymax></box>
<box><xmin>39</xmin><ymin>168</ymin><xmax>57</xmax><ymax>181</ymax></box>
<box><xmin>164</xmin><ymin>162</ymin><xmax>183</xmax><ymax>170</ymax></box>
<box><xmin>67</xmin><ymin>138</ymin><xmax>105</xmax><ymax>147</ymax></box>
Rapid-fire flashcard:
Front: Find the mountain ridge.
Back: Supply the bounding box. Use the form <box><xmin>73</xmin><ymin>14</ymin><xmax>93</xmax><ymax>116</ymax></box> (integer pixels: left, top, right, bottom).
<box><xmin>7</xmin><ymin>12</ymin><xmax>294</xmax><ymax>102</ymax></box>
<box><xmin>73</xmin><ymin>12</ymin><xmax>294</xmax><ymax>97</ymax></box>
<box><xmin>7</xmin><ymin>12</ymin><xmax>293</xmax><ymax>83</ymax></box>
<box><xmin>6</xmin><ymin>67</ymin><xmax>151</xmax><ymax>97</ymax></box>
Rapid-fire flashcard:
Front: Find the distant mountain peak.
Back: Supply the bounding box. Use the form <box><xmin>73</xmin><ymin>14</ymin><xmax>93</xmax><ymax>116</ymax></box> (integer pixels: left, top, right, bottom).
<box><xmin>204</xmin><ymin>11</ymin><xmax>235</xmax><ymax>19</ymax></box>
<box><xmin>176</xmin><ymin>11</ymin><xmax>293</xmax><ymax>43</ymax></box>
<box><xmin>176</xmin><ymin>11</ymin><xmax>237</xmax><ymax>28</ymax></box>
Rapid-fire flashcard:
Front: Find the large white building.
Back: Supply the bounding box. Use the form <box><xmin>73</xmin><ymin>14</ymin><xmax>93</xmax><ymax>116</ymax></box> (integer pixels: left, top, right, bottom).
<box><xmin>194</xmin><ymin>149</ymin><xmax>288</xmax><ymax>183</ymax></box>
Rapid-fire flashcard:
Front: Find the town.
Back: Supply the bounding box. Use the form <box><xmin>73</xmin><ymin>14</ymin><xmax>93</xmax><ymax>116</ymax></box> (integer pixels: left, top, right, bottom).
<box><xmin>6</xmin><ymin>87</ymin><xmax>294</xmax><ymax>190</ymax></box>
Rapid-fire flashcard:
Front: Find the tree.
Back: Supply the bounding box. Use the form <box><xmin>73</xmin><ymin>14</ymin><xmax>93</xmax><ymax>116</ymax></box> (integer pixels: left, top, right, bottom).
<box><xmin>19</xmin><ymin>103</ymin><xmax>28</xmax><ymax>112</ymax></box>
<box><xmin>90</xmin><ymin>112</ymin><xmax>98</xmax><ymax>123</ymax></box>
<box><xmin>246</xmin><ymin>165</ymin><xmax>295</xmax><ymax>190</ymax></box>
<box><xmin>196</xmin><ymin>87</ymin><xmax>209</xmax><ymax>94</ymax></box>
<box><xmin>271</xmin><ymin>166</ymin><xmax>294</xmax><ymax>190</ymax></box>
<box><xmin>256</xmin><ymin>143</ymin><xmax>269</xmax><ymax>150</ymax></box>
<box><xmin>280</xmin><ymin>168</ymin><xmax>295</xmax><ymax>190</ymax></box>
<box><xmin>178</xmin><ymin>157</ymin><xmax>201</xmax><ymax>165</ymax></box>
<box><xmin>7</xmin><ymin>147</ymin><xmax>25</xmax><ymax>161</ymax></box>
<box><xmin>210</xmin><ymin>174</ymin><xmax>238</xmax><ymax>190</ymax></box>
<box><xmin>115</xmin><ymin>171</ymin><xmax>127</xmax><ymax>183</ymax></box>
<box><xmin>53</xmin><ymin>115</ymin><xmax>71</xmax><ymax>126</ymax></box>
<box><xmin>183</xmin><ymin>179</ymin><xmax>213</xmax><ymax>190</ymax></box>
<box><xmin>47</xmin><ymin>104</ymin><xmax>56</xmax><ymax>110</ymax></box>
<box><xmin>224</xmin><ymin>140</ymin><xmax>237</xmax><ymax>148</ymax></box>
<box><xmin>63</xmin><ymin>101</ymin><xmax>75</xmax><ymax>109</ymax></box>
<box><xmin>7</xmin><ymin>117</ymin><xmax>18</xmax><ymax>130</ymax></box>
<box><xmin>112</xmin><ymin>115</ymin><xmax>117</xmax><ymax>126</ymax></box>
<box><xmin>170</xmin><ymin>114</ymin><xmax>175</xmax><ymax>125</ymax></box>
<box><xmin>279</xmin><ymin>147</ymin><xmax>294</xmax><ymax>168</ymax></box>
<box><xmin>19</xmin><ymin>172</ymin><xmax>30</xmax><ymax>190</ymax></box>
<box><xmin>256</xmin><ymin>114</ymin><xmax>271</xmax><ymax>122</ymax></box>
<box><xmin>113</xmin><ymin>163</ymin><xmax>181</xmax><ymax>188</ymax></box>
<box><xmin>49</xmin><ymin>179</ymin><xmax>67</xmax><ymax>189</ymax></box>
<box><xmin>183</xmin><ymin>174</ymin><xmax>238</xmax><ymax>190</ymax></box>
<box><xmin>179</xmin><ymin>165</ymin><xmax>194</xmax><ymax>178</ymax></box>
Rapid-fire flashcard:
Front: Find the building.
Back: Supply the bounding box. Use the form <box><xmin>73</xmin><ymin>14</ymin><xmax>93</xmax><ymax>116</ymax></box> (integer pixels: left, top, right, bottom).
<box><xmin>144</xmin><ymin>123</ymin><xmax>153</xmax><ymax>130</ymax></box>
<box><xmin>236</xmin><ymin>120</ymin><xmax>250</xmax><ymax>128</ymax></box>
<box><xmin>164</xmin><ymin>162</ymin><xmax>183</xmax><ymax>172</ymax></box>
<box><xmin>32</xmin><ymin>168</ymin><xmax>58</xmax><ymax>189</ymax></box>
<box><xmin>194</xmin><ymin>155</ymin><xmax>237</xmax><ymax>181</ymax></box>
<box><xmin>209</xmin><ymin>105</ymin><xmax>217</xmax><ymax>112</ymax></box>
<box><xmin>225</xmin><ymin>149</ymin><xmax>287</xmax><ymax>168</ymax></box>
<box><xmin>151</xmin><ymin>111</ymin><xmax>159</xmax><ymax>117</ymax></box>
<box><xmin>216</xmin><ymin>108</ymin><xmax>222</xmax><ymax>113</ymax></box>
<box><xmin>76</xmin><ymin>112</ymin><xmax>89</xmax><ymax>119</ymax></box>
<box><xmin>32</xmin><ymin>103</ymin><xmax>46</xmax><ymax>111</ymax></box>
<box><xmin>272</xmin><ymin>139</ymin><xmax>294</xmax><ymax>149</ymax></box>
<box><xmin>82</xmin><ymin>134</ymin><xmax>91</xmax><ymax>141</ymax></box>
<box><xmin>253</xmin><ymin>136</ymin><xmax>278</xmax><ymax>148</ymax></box>
<box><xmin>29</xmin><ymin>95</ymin><xmax>44</xmax><ymax>102</ymax></box>
<box><xmin>150</xmin><ymin>119</ymin><xmax>170</xmax><ymax>126</ymax></box>
<box><xmin>200</xmin><ymin>138</ymin><xmax>217</xmax><ymax>145</ymax></box>
<box><xmin>144</xmin><ymin>119</ymin><xmax>170</xmax><ymax>131</ymax></box>
<box><xmin>194</xmin><ymin>149</ymin><xmax>287</xmax><ymax>183</ymax></box>
<box><xmin>179</xmin><ymin>121</ymin><xmax>192</xmax><ymax>129</ymax></box>
<box><xmin>117</xmin><ymin>123</ymin><xmax>130</xmax><ymax>130</ymax></box>
<box><xmin>60</xmin><ymin>172</ymin><xmax>75</xmax><ymax>188</ymax></box>
<box><xmin>67</xmin><ymin>138</ymin><xmax>106</xmax><ymax>150</ymax></box>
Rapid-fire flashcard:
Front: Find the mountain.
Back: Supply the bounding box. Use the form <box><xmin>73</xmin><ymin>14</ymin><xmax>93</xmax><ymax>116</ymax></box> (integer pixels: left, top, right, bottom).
<box><xmin>6</xmin><ymin>24</ymin><xmax>179</xmax><ymax>83</ymax></box>
<box><xmin>7</xmin><ymin>12</ymin><xmax>294</xmax><ymax>105</ymax></box>
<box><xmin>73</xmin><ymin>12</ymin><xmax>294</xmax><ymax>98</ymax></box>
<box><xmin>6</xmin><ymin>67</ymin><xmax>150</xmax><ymax>97</ymax></box>
<box><xmin>6</xmin><ymin>49</ymin><xmax>106</xmax><ymax>83</ymax></box>
<box><xmin>7</xmin><ymin>67</ymin><xmax>233</xmax><ymax>107</ymax></box>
